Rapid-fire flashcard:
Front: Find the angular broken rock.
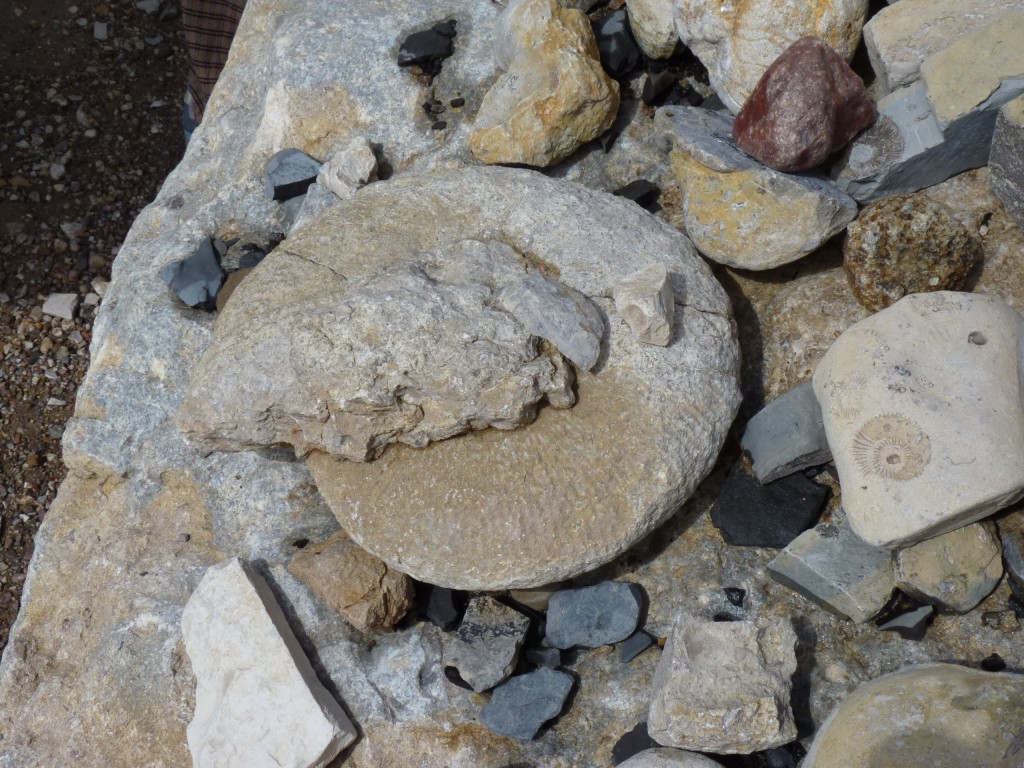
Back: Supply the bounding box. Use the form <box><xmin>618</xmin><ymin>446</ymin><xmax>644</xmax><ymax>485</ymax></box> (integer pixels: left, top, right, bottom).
<box><xmin>182</xmin><ymin>558</ymin><xmax>356</xmax><ymax>768</ymax></box>
<box><xmin>673</xmin><ymin>0</ymin><xmax>868</xmax><ymax>113</ymax></box>
<box><xmin>742</xmin><ymin>382</ymin><xmax>830</xmax><ymax>484</ymax></box>
<box><xmin>659</xmin><ymin>106</ymin><xmax>857</xmax><ymax>270</ymax></box>
<box><xmin>470</xmin><ymin>0</ymin><xmax>620</xmax><ymax>167</ymax></box>
<box><xmin>813</xmin><ymin>292</ymin><xmax>1024</xmax><ymax>548</ymax></box>
<box><xmin>316</xmin><ymin>136</ymin><xmax>378</xmax><ymax>199</ymax></box>
<box><xmin>183</xmin><ymin>166</ymin><xmax>740</xmax><ymax>590</ymax></box>
<box><xmin>990</xmin><ymin>95</ymin><xmax>1024</xmax><ymax>232</ymax></box>
<box><xmin>648</xmin><ymin>614</ymin><xmax>798</xmax><ymax>754</ymax></box>
<box><xmin>42</xmin><ymin>292</ymin><xmax>80</xmax><ymax>321</ymax></box>
<box><xmin>444</xmin><ymin>596</ymin><xmax>530</xmax><ymax>692</ymax></box>
<box><xmin>480</xmin><ymin>668</ymin><xmax>574</xmax><ymax>741</ymax></box>
<box><xmin>803</xmin><ymin>664</ymin><xmax>1024</xmax><ymax>768</ymax></box>
<box><xmin>895</xmin><ymin>522</ymin><xmax>1003</xmax><ymax>613</ymax></box>
<box><xmin>843</xmin><ymin>193</ymin><xmax>981</xmax><ymax>312</ymax></box>
<box><xmin>768</xmin><ymin>521</ymin><xmax>895</xmax><ymax>623</ymax></box>
<box><xmin>546</xmin><ymin>582</ymin><xmax>643</xmax><ymax>649</ymax></box>
<box><xmin>287</xmin><ymin>531</ymin><xmax>414</xmax><ymax>632</ymax></box>
<box><xmin>732</xmin><ymin>36</ymin><xmax>875</xmax><ymax>173</ymax></box>
<box><xmin>159</xmin><ymin>237</ymin><xmax>225</xmax><ymax>309</ymax></box>
<box><xmin>614</xmin><ymin>265</ymin><xmax>674</xmax><ymax>346</ymax></box>
<box><xmin>265</xmin><ymin>148</ymin><xmax>321</xmax><ymax>201</ymax></box>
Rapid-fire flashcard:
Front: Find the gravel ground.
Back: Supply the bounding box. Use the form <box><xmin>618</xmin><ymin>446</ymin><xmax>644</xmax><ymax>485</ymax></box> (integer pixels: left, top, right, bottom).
<box><xmin>0</xmin><ymin>0</ymin><xmax>188</xmax><ymax>651</ymax></box>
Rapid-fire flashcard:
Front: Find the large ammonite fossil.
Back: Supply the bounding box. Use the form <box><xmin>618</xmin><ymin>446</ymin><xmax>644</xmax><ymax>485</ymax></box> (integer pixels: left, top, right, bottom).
<box><xmin>851</xmin><ymin>413</ymin><xmax>931</xmax><ymax>481</ymax></box>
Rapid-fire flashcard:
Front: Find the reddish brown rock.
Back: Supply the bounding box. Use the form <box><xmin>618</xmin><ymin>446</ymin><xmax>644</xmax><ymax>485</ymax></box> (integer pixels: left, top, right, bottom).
<box><xmin>733</xmin><ymin>37</ymin><xmax>876</xmax><ymax>172</ymax></box>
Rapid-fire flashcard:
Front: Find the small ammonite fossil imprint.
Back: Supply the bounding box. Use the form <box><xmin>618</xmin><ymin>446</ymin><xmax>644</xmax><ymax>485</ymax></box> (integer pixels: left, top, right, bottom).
<box><xmin>851</xmin><ymin>413</ymin><xmax>931</xmax><ymax>481</ymax></box>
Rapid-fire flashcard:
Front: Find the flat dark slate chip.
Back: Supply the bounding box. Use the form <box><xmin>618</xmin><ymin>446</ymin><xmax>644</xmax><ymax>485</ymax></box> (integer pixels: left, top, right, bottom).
<box><xmin>397</xmin><ymin>20</ymin><xmax>457</xmax><ymax>77</ymax></box>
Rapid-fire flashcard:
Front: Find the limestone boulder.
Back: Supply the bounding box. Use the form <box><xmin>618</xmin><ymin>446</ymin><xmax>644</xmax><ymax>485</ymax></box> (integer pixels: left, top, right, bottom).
<box><xmin>804</xmin><ymin>664</ymin><xmax>1024</xmax><ymax>767</ymax></box>
<box><xmin>182</xmin><ymin>558</ymin><xmax>357</xmax><ymax>768</ymax></box>
<box><xmin>813</xmin><ymin>292</ymin><xmax>1024</xmax><ymax>548</ymax></box>
<box><xmin>648</xmin><ymin>613</ymin><xmax>798</xmax><ymax>753</ymax></box>
<box><xmin>470</xmin><ymin>0</ymin><xmax>620</xmax><ymax>167</ymax></box>
<box><xmin>673</xmin><ymin>0</ymin><xmax>869</xmax><ymax>113</ymax></box>
<box><xmin>627</xmin><ymin>0</ymin><xmax>678</xmax><ymax>59</ymax></box>
<box><xmin>658</xmin><ymin>106</ymin><xmax>857</xmax><ymax>270</ymax></box>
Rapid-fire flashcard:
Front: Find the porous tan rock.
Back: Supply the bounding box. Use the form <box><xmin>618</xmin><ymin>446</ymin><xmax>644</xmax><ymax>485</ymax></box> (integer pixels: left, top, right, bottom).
<box><xmin>287</xmin><ymin>531</ymin><xmax>414</xmax><ymax>632</ymax></box>
<box><xmin>470</xmin><ymin>0</ymin><xmax>619</xmax><ymax>166</ymax></box>
<box><xmin>843</xmin><ymin>193</ymin><xmax>981</xmax><ymax>312</ymax></box>
<box><xmin>895</xmin><ymin>522</ymin><xmax>1003</xmax><ymax>613</ymax></box>
<box><xmin>648</xmin><ymin>613</ymin><xmax>798</xmax><ymax>753</ymax></box>
<box><xmin>804</xmin><ymin>664</ymin><xmax>1024</xmax><ymax>767</ymax></box>
<box><xmin>673</xmin><ymin>0</ymin><xmax>869</xmax><ymax>113</ymax></box>
<box><xmin>814</xmin><ymin>292</ymin><xmax>1024</xmax><ymax>548</ymax></box>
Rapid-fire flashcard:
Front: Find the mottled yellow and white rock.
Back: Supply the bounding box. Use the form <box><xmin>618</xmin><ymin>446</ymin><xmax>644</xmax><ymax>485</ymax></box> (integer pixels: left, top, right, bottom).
<box><xmin>470</xmin><ymin>0</ymin><xmax>619</xmax><ymax>167</ymax></box>
<box><xmin>626</xmin><ymin>0</ymin><xmax>678</xmax><ymax>59</ymax></box>
<box><xmin>674</xmin><ymin>0</ymin><xmax>868</xmax><ymax>113</ymax></box>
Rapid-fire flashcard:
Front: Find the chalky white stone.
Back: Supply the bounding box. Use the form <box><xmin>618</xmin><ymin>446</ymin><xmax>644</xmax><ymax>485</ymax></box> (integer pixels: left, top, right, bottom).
<box><xmin>814</xmin><ymin>292</ymin><xmax>1024</xmax><ymax>548</ymax></box>
<box><xmin>42</xmin><ymin>292</ymin><xmax>79</xmax><ymax>320</ymax></box>
<box><xmin>316</xmin><ymin>136</ymin><xmax>377</xmax><ymax>199</ymax></box>
<box><xmin>648</xmin><ymin>614</ymin><xmax>797</xmax><ymax>753</ymax></box>
<box><xmin>182</xmin><ymin>558</ymin><xmax>356</xmax><ymax>768</ymax></box>
<box><xmin>614</xmin><ymin>265</ymin><xmax>675</xmax><ymax>346</ymax></box>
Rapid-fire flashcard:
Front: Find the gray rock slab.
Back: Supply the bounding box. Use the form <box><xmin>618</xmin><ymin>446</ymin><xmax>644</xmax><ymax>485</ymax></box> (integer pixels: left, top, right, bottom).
<box><xmin>768</xmin><ymin>522</ymin><xmax>895</xmax><ymax>623</ymax></box>
<box><xmin>657</xmin><ymin>106</ymin><xmax>857</xmax><ymax>270</ymax></box>
<box><xmin>895</xmin><ymin>522</ymin><xmax>1003</xmax><ymax>613</ymax></box>
<box><xmin>546</xmin><ymin>582</ymin><xmax>644</xmax><ymax>649</ymax></box>
<box><xmin>742</xmin><ymin>381</ymin><xmax>831</xmax><ymax>483</ymax></box>
<box><xmin>444</xmin><ymin>597</ymin><xmax>530</xmax><ymax>692</ymax></box>
<box><xmin>264</xmin><ymin>148</ymin><xmax>321</xmax><ymax>201</ymax></box>
<box><xmin>803</xmin><ymin>664</ymin><xmax>1024</xmax><ymax>767</ymax></box>
<box><xmin>182</xmin><ymin>558</ymin><xmax>356</xmax><ymax>768</ymax></box>
<box><xmin>480</xmin><ymin>668</ymin><xmax>574</xmax><ymax>741</ymax></box>
<box><xmin>991</xmin><ymin>96</ymin><xmax>1024</xmax><ymax>232</ymax></box>
<box><xmin>648</xmin><ymin>613</ymin><xmax>798</xmax><ymax>754</ymax></box>
<box><xmin>41</xmin><ymin>292</ymin><xmax>80</xmax><ymax>321</ymax></box>
<box><xmin>159</xmin><ymin>237</ymin><xmax>225</xmax><ymax>309</ymax></box>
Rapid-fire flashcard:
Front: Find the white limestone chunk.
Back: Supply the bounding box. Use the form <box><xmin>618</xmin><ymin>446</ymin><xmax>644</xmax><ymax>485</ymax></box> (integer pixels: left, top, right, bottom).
<box><xmin>614</xmin><ymin>265</ymin><xmax>674</xmax><ymax>346</ymax></box>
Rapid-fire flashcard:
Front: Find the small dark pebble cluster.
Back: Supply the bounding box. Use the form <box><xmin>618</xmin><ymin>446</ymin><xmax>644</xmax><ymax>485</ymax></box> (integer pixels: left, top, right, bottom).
<box><xmin>397</xmin><ymin>20</ymin><xmax>457</xmax><ymax>78</ymax></box>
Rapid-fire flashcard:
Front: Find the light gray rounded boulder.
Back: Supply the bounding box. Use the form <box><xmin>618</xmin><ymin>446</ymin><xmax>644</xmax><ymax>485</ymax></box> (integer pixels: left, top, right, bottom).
<box><xmin>180</xmin><ymin>166</ymin><xmax>741</xmax><ymax>590</ymax></box>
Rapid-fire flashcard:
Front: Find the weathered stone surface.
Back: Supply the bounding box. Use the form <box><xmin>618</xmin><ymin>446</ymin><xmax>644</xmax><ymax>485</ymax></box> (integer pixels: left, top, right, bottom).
<box><xmin>214</xmin><ymin>268</ymin><xmax>253</xmax><ymax>312</ymax></box>
<box><xmin>648</xmin><ymin>614</ymin><xmax>798</xmax><ymax>753</ymax></box>
<box><xmin>626</xmin><ymin>0</ymin><xmax>677</xmax><ymax>59</ymax></box>
<box><xmin>673</xmin><ymin>0</ymin><xmax>869</xmax><ymax>113</ymax></box>
<box><xmin>895</xmin><ymin>522</ymin><xmax>1003</xmax><ymax>613</ymax></box>
<box><xmin>833</xmin><ymin>17</ymin><xmax>1024</xmax><ymax>203</ymax></box>
<box><xmin>619</xmin><ymin>748</ymin><xmax>726</xmax><ymax>767</ymax></box>
<box><xmin>182</xmin><ymin>558</ymin><xmax>357</xmax><ymax>768</ymax></box>
<box><xmin>287</xmin><ymin>531</ymin><xmax>414</xmax><ymax>632</ymax></box>
<box><xmin>444</xmin><ymin>597</ymin><xmax>530</xmax><ymax>692</ymax></box>
<box><xmin>733</xmin><ymin>37</ymin><xmax>875</xmax><ymax>172</ymax></box>
<box><xmin>614</xmin><ymin>265</ymin><xmax>674</xmax><ymax>346</ymax></box>
<box><xmin>470</xmin><ymin>0</ymin><xmax>620</xmax><ymax>167</ymax></box>
<box><xmin>843</xmin><ymin>193</ymin><xmax>981</xmax><ymax>312</ymax></box>
<box><xmin>863</xmin><ymin>0</ymin><xmax>1024</xmax><ymax>94</ymax></box>
<box><xmin>659</xmin><ymin>106</ymin><xmax>857</xmax><ymax>270</ymax></box>
<box><xmin>769</xmin><ymin>521</ymin><xmax>895</xmax><ymax>623</ymax></box>
<box><xmin>316</xmin><ymin>136</ymin><xmax>377</xmax><ymax>199</ymax></box>
<box><xmin>803</xmin><ymin>664</ymin><xmax>1024</xmax><ymax>767</ymax></box>
<box><xmin>282</xmin><ymin>167</ymin><xmax>740</xmax><ymax>590</ymax></box>
<box><xmin>546</xmin><ymin>582</ymin><xmax>644</xmax><ymax>649</ymax></box>
<box><xmin>814</xmin><ymin>292</ymin><xmax>1024</xmax><ymax>548</ymax></box>
<box><xmin>761</xmin><ymin>269</ymin><xmax>870</xmax><ymax>401</ymax></box>
<box><xmin>710</xmin><ymin>458</ymin><xmax>828</xmax><ymax>548</ymax></box>
<box><xmin>480</xmin><ymin>668</ymin><xmax>574</xmax><ymax>741</ymax></box>
<box><xmin>742</xmin><ymin>381</ymin><xmax>831</xmax><ymax>484</ymax></box>
<box><xmin>991</xmin><ymin>95</ymin><xmax>1024</xmax><ymax>232</ymax></box>
<box><xmin>179</xmin><ymin>238</ymin><xmax>585</xmax><ymax>461</ymax></box>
